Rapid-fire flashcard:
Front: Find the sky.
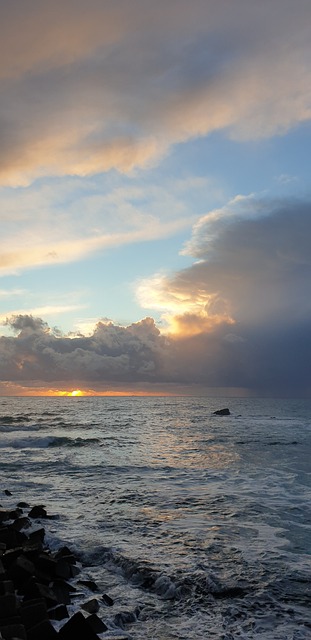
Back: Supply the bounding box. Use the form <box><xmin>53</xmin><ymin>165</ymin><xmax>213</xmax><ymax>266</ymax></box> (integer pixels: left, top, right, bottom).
<box><xmin>0</xmin><ymin>0</ymin><xmax>311</xmax><ymax>397</ymax></box>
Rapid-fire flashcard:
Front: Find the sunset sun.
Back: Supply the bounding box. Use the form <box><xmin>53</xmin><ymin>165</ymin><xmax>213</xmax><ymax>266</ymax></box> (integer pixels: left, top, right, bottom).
<box><xmin>70</xmin><ymin>389</ymin><xmax>83</xmax><ymax>397</ymax></box>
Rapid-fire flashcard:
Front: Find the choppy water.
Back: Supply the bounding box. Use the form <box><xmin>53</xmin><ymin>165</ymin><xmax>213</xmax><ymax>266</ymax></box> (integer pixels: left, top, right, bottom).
<box><xmin>0</xmin><ymin>396</ymin><xmax>310</xmax><ymax>639</ymax></box>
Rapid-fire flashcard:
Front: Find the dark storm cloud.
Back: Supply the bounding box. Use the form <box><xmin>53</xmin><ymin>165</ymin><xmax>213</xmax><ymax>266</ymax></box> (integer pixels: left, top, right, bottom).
<box><xmin>136</xmin><ymin>196</ymin><xmax>311</xmax><ymax>395</ymax></box>
<box><xmin>0</xmin><ymin>315</ymin><xmax>173</xmax><ymax>384</ymax></box>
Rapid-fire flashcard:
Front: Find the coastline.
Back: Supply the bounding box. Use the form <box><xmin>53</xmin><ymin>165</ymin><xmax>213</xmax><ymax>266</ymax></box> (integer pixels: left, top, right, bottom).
<box><xmin>0</xmin><ymin>494</ymin><xmax>129</xmax><ymax>639</ymax></box>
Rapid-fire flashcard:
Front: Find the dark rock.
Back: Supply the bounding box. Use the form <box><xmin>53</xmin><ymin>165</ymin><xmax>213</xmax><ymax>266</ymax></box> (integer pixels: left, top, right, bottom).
<box><xmin>0</xmin><ymin>511</ymin><xmax>11</xmax><ymax>523</ymax></box>
<box><xmin>27</xmin><ymin>618</ymin><xmax>58</xmax><ymax>639</ymax></box>
<box><xmin>0</xmin><ymin>559</ymin><xmax>6</xmax><ymax>577</ymax></box>
<box><xmin>22</xmin><ymin>578</ymin><xmax>58</xmax><ymax>608</ymax></box>
<box><xmin>0</xmin><ymin>615</ymin><xmax>22</xmax><ymax>627</ymax></box>
<box><xmin>213</xmin><ymin>408</ymin><xmax>231</xmax><ymax>416</ymax></box>
<box><xmin>17</xmin><ymin>502</ymin><xmax>30</xmax><ymax>509</ymax></box>
<box><xmin>20</xmin><ymin>598</ymin><xmax>48</xmax><ymax>629</ymax></box>
<box><xmin>0</xmin><ymin>623</ymin><xmax>27</xmax><ymax>639</ymax></box>
<box><xmin>9</xmin><ymin>517</ymin><xmax>30</xmax><ymax>532</ymax></box>
<box><xmin>55</xmin><ymin>558</ymin><xmax>72</xmax><ymax>580</ymax></box>
<box><xmin>0</xmin><ymin>594</ymin><xmax>19</xmax><ymax>619</ymax></box>
<box><xmin>28</xmin><ymin>506</ymin><xmax>47</xmax><ymax>519</ymax></box>
<box><xmin>54</xmin><ymin>546</ymin><xmax>76</xmax><ymax>562</ymax></box>
<box><xmin>102</xmin><ymin>593</ymin><xmax>114</xmax><ymax>606</ymax></box>
<box><xmin>77</xmin><ymin>580</ymin><xmax>98</xmax><ymax>592</ymax></box>
<box><xmin>4</xmin><ymin>490</ymin><xmax>12</xmax><ymax>497</ymax></box>
<box><xmin>85</xmin><ymin>613</ymin><xmax>108</xmax><ymax>633</ymax></box>
<box><xmin>7</xmin><ymin>554</ymin><xmax>36</xmax><ymax>587</ymax></box>
<box><xmin>0</xmin><ymin>528</ymin><xmax>18</xmax><ymax>549</ymax></box>
<box><xmin>58</xmin><ymin>611</ymin><xmax>100</xmax><ymax>639</ymax></box>
<box><xmin>48</xmin><ymin>604</ymin><xmax>69</xmax><ymax>621</ymax></box>
<box><xmin>51</xmin><ymin>580</ymin><xmax>73</xmax><ymax>605</ymax></box>
<box><xmin>27</xmin><ymin>528</ymin><xmax>45</xmax><ymax>545</ymax></box>
<box><xmin>81</xmin><ymin>598</ymin><xmax>99</xmax><ymax>614</ymax></box>
<box><xmin>69</xmin><ymin>562</ymin><xmax>80</xmax><ymax>577</ymax></box>
<box><xmin>2</xmin><ymin>547</ymin><xmax>25</xmax><ymax>570</ymax></box>
<box><xmin>0</xmin><ymin>581</ymin><xmax>14</xmax><ymax>596</ymax></box>
<box><xmin>35</xmin><ymin>552</ymin><xmax>57</xmax><ymax>577</ymax></box>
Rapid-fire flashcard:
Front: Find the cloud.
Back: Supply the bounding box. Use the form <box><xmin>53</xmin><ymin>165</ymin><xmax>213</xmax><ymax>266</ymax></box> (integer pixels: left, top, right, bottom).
<box><xmin>0</xmin><ymin>315</ymin><xmax>173</xmax><ymax>385</ymax></box>
<box><xmin>0</xmin><ymin>0</ymin><xmax>310</xmax><ymax>186</ymax></box>
<box><xmin>139</xmin><ymin>195</ymin><xmax>311</xmax><ymax>327</ymax></box>
<box><xmin>0</xmin><ymin>177</ymin><xmax>195</xmax><ymax>275</ymax></box>
<box><xmin>136</xmin><ymin>195</ymin><xmax>311</xmax><ymax>394</ymax></box>
<box><xmin>1</xmin><ymin>196</ymin><xmax>311</xmax><ymax>395</ymax></box>
<box><xmin>0</xmin><ymin>305</ymin><xmax>85</xmax><ymax>326</ymax></box>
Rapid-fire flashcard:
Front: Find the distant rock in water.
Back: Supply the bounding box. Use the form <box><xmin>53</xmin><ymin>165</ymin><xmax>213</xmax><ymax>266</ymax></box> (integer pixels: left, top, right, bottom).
<box><xmin>213</xmin><ymin>408</ymin><xmax>231</xmax><ymax>416</ymax></box>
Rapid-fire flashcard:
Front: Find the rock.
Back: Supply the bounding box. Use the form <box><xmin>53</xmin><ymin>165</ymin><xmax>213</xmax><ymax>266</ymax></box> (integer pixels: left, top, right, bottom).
<box><xmin>77</xmin><ymin>580</ymin><xmax>98</xmax><ymax>592</ymax></box>
<box><xmin>20</xmin><ymin>598</ymin><xmax>48</xmax><ymax>629</ymax></box>
<box><xmin>48</xmin><ymin>604</ymin><xmax>69</xmax><ymax>621</ymax></box>
<box><xmin>21</xmin><ymin>578</ymin><xmax>58</xmax><ymax>609</ymax></box>
<box><xmin>58</xmin><ymin>611</ymin><xmax>100</xmax><ymax>639</ymax></box>
<box><xmin>213</xmin><ymin>408</ymin><xmax>231</xmax><ymax>416</ymax></box>
<box><xmin>7</xmin><ymin>555</ymin><xmax>36</xmax><ymax>587</ymax></box>
<box><xmin>0</xmin><ymin>594</ymin><xmax>19</xmax><ymax>619</ymax></box>
<box><xmin>85</xmin><ymin>613</ymin><xmax>108</xmax><ymax>633</ymax></box>
<box><xmin>27</xmin><ymin>618</ymin><xmax>58</xmax><ymax>639</ymax></box>
<box><xmin>9</xmin><ymin>517</ymin><xmax>30</xmax><ymax>532</ymax></box>
<box><xmin>102</xmin><ymin>593</ymin><xmax>114</xmax><ymax>606</ymax></box>
<box><xmin>0</xmin><ymin>623</ymin><xmax>27</xmax><ymax>639</ymax></box>
<box><xmin>51</xmin><ymin>580</ymin><xmax>73</xmax><ymax>605</ymax></box>
<box><xmin>28</xmin><ymin>506</ymin><xmax>47</xmax><ymax>519</ymax></box>
<box><xmin>81</xmin><ymin>598</ymin><xmax>99</xmax><ymax>614</ymax></box>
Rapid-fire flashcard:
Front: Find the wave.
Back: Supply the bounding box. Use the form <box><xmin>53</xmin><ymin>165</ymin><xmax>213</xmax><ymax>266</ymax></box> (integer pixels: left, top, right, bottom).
<box><xmin>0</xmin><ymin>414</ymin><xmax>31</xmax><ymax>425</ymax></box>
<box><xmin>0</xmin><ymin>436</ymin><xmax>101</xmax><ymax>449</ymax></box>
<box><xmin>81</xmin><ymin>546</ymin><xmax>248</xmax><ymax>603</ymax></box>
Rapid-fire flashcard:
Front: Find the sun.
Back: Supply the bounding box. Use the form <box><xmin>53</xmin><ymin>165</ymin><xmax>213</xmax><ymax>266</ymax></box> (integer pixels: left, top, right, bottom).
<box><xmin>70</xmin><ymin>389</ymin><xmax>83</xmax><ymax>397</ymax></box>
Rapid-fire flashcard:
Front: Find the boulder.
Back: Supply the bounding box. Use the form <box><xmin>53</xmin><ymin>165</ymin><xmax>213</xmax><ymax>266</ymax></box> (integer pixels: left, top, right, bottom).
<box><xmin>213</xmin><ymin>408</ymin><xmax>231</xmax><ymax>416</ymax></box>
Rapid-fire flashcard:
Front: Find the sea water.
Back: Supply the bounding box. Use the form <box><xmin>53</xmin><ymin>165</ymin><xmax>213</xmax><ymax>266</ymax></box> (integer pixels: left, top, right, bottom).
<box><xmin>0</xmin><ymin>396</ymin><xmax>310</xmax><ymax>639</ymax></box>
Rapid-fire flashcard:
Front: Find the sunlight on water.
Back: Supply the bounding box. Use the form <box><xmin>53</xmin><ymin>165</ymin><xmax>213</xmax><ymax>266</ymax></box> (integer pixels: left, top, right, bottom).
<box><xmin>0</xmin><ymin>396</ymin><xmax>310</xmax><ymax>639</ymax></box>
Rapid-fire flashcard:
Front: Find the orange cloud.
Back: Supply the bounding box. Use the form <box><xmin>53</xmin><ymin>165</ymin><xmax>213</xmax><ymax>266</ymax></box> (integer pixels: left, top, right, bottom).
<box><xmin>0</xmin><ymin>1</ymin><xmax>310</xmax><ymax>186</ymax></box>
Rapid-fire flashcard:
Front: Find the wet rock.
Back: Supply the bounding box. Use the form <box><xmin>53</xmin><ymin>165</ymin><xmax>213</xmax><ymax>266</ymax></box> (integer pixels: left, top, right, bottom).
<box><xmin>51</xmin><ymin>580</ymin><xmax>73</xmax><ymax>605</ymax></box>
<box><xmin>81</xmin><ymin>598</ymin><xmax>100</xmax><ymax>614</ymax></box>
<box><xmin>48</xmin><ymin>604</ymin><xmax>69</xmax><ymax>621</ymax></box>
<box><xmin>102</xmin><ymin>593</ymin><xmax>114</xmax><ymax>606</ymax></box>
<box><xmin>0</xmin><ymin>497</ymin><xmax>114</xmax><ymax>639</ymax></box>
<box><xmin>28</xmin><ymin>506</ymin><xmax>47</xmax><ymax>519</ymax></box>
<box><xmin>58</xmin><ymin>611</ymin><xmax>100</xmax><ymax>639</ymax></box>
<box><xmin>86</xmin><ymin>613</ymin><xmax>108</xmax><ymax>633</ymax></box>
<box><xmin>17</xmin><ymin>502</ymin><xmax>30</xmax><ymax>509</ymax></box>
<box><xmin>78</xmin><ymin>580</ymin><xmax>99</xmax><ymax>592</ymax></box>
<box><xmin>213</xmin><ymin>408</ymin><xmax>231</xmax><ymax>416</ymax></box>
<box><xmin>22</xmin><ymin>578</ymin><xmax>59</xmax><ymax>608</ymax></box>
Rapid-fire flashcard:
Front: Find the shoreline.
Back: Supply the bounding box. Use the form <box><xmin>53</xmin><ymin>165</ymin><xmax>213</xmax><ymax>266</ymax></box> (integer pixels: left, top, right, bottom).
<box><xmin>0</xmin><ymin>494</ymin><xmax>129</xmax><ymax>640</ymax></box>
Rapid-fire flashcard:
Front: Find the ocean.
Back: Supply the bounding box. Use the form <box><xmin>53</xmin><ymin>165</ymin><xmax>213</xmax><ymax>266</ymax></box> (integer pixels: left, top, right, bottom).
<box><xmin>0</xmin><ymin>395</ymin><xmax>310</xmax><ymax>639</ymax></box>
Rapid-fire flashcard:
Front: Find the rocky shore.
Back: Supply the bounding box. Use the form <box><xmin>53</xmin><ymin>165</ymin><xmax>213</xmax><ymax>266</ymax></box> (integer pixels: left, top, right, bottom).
<box><xmin>0</xmin><ymin>491</ymin><xmax>128</xmax><ymax>640</ymax></box>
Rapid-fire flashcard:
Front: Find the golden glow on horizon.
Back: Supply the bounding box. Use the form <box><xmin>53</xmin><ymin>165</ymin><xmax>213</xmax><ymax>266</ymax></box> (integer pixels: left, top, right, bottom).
<box><xmin>70</xmin><ymin>389</ymin><xmax>83</xmax><ymax>396</ymax></box>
